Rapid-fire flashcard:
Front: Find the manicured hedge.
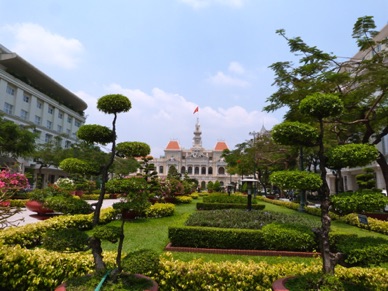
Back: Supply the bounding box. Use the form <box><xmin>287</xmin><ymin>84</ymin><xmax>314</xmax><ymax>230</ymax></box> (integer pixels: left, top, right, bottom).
<box><xmin>197</xmin><ymin>202</ymin><xmax>265</xmax><ymax>210</ymax></box>
<box><xmin>203</xmin><ymin>193</ymin><xmax>258</xmax><ymax>204</ymax></box>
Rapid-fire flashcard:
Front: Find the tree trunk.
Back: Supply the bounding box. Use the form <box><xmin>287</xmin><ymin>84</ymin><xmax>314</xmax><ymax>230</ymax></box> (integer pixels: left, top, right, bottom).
<box><xmin>89</xmin><ymin>236</ymin><xmax>106</xmax><ymax>273</ymax></box>
<box><xmin>376</xmin><ymin>151</ymin><xmax>388</xmax><ymax>190</ymax></box>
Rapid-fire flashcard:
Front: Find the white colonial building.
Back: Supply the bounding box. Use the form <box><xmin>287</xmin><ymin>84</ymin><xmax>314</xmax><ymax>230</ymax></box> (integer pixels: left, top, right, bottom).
<box><xmin>153</xmin><ymin>118</ymin><xmax>238</xmax><ymax>190</ymax></box>
<box><xmin>0</xmin><ymin>44</ymin><xmax>87</xmax><ymax>187</ymax></box>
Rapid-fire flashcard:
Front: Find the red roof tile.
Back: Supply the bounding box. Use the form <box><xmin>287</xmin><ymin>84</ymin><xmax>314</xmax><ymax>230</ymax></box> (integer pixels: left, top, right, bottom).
<box><xmin>165</xmin><ymin>140</ymin><xmax>181</xmax><ymax>150</ymax></box>
<box><xmin>214</xmin><ymin>141</ymin><xmax>228</xmax><ymax>151</ymax></box>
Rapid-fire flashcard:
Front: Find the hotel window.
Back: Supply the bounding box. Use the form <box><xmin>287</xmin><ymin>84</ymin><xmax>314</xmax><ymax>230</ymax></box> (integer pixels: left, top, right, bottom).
<box><xmin>23</xmin><ymin>93</ymin><xmax>30</xmax><ymax>103</ymax></box>
<box><xmin>45</xmin><ymin>134</ymin><xmax>53</xmax><ymax>143</ymax></box>
<box><xmin>58</xmin><ymin>111</ymin><xmax>63</xmax><ymax>119</ymax></box>
<box><xmin>72</xmin><ymin>132</ymin><xmax>77</xmax><ymax>139</ymax></box>
<box><xmin>57</xmin><ymin>125</ymin><xmax>62</xmax><ymax>133</ymax></box>
<box><xmin>46</xmin><ymin>120</ymin><xmax>52</xmax><ymax>130</ymax></box>
<box><xmin>48</xmin><ymin>105</ymin><xmax>54</xmax><ymax>114</ymax></box>
<box><xmin>37</xmin><ymin>100</ymin><xmax>43</xmax><ymax>109</ymax></box>
<box><xmin>3</xmin><ymin>103</ymin><xmax>13</xmax><ymax>114</ymax></box>
<box><xmin>66</xmin><ymin>129</ymin><xmax>71</xmax><ymax>135</ymax></box>
<box><xmin>67</xmin><ymin>116</ymin><xmax>73</xmax><ymax>123</ymax></box>
<box><xmin>20</xmin><ymin>109</ymin><xmax>28</xmax><ymax>120</ymax></box>
<box><xmin>34</xmin><ymin>115</ymin><xmax>41</xmax><ymax>125</ymax></box>
<box><xmin>6</xmin><ymin>84</ymin><xmax>16</xmax><ymax>96</ymax></box>
<box><xmin>74</xmin><ymin>119</ymin><xmax>81</xmax><ymax>127</ymax></box>
<box><xmin>65</xmin><ymin>141</ymin><xmax>72</xmax><ymax>148</ymax></box>
<box><xmin>33</xmin><ymin>129</ymin><xmax>41</xmax><ymax>139</ymax></box>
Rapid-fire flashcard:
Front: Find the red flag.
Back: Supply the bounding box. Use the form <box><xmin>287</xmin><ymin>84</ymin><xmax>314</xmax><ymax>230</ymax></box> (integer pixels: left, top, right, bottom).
<box><xmin>193</xmin><ymin>106</ymin><xmax>199</xmax><ymax>114</ymax></box>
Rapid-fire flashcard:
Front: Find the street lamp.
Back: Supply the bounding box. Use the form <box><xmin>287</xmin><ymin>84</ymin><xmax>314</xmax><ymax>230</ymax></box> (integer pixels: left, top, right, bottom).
<box><xmin>242</xmin><ymin>178</ymin><xmax>258</xmax><ymax>211</ymax></box>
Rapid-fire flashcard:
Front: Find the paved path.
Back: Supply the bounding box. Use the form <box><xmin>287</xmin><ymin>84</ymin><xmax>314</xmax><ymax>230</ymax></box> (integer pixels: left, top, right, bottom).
<box><xmin>5</xmin><ymin>199</ymin><xmax>119</xmax><ymax>228</ymax></box>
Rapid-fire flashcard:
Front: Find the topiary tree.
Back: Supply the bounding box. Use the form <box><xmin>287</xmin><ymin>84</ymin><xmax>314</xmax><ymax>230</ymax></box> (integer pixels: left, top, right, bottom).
<box><xmin>269</xmin><ymin>170</ymin><xmax>322</xmax><ymax>196</ymax></box>
<box><xmin>356</xmin><ymin>168</ymin><xmax>376</xmax><ymax>190</ymax></box>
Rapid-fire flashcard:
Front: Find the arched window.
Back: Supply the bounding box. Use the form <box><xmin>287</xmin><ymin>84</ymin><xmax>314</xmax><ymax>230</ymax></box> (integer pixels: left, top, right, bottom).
<box><xmin>208</xmin><ymin>167</ymin><xmax>213</xmax><ymax>175</ymax></box>
<box><xmin>181</xmin><ymin>166</ymin><xmax>186</xmax><ymax>174</ymax></box>
<box><xmin>159</xmin><ymin>166</ymin><xmax>164</xmax><ymax>174</ymax></box>
<box><xmin>201</xmin><ymin>167</ymin><xmax>206</xmax><ymax>175</ymax></box>
<box><xmin>218</xmin><ymin>167</ymin><xmax>225</xmax><ymax>175</ymax></box>
<box><xmin>194</xmin><ymin>167</ymin><xmax>200</xmax><ymax>174</ymax></box>
<box><xmin>188</xmin><ymin>166</ymin><xmax>193</xmax><ymax>174</ymax></box>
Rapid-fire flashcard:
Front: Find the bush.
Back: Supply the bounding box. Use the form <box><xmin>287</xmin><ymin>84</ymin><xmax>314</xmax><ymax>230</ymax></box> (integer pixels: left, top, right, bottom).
<box><xmin>261</xmin><ymin>223</ymin><xmax>316</xmax><ymax>251</ymax></box>
<box><xmin>121</xmin><ymin>249</ymin><xmax>160</xmax><ymax>276</ymax></box>
<box><xmin>331</xmin><ymin>191</ymin><xmax>388</xmax><ymax>215</ymax></box>
<box><xmin>42</xmin><ymin>228</ymin><xmax>89</xmax><ymax>252</ymax></box>
<box><xmin>203</xmin><ymin>193</ymin><xmax>257</xmax><ymax>204</ymax></box>
<box><xmin>175</xmin><ymin>195</ymin><xmax>192</xmax><ymax>204</ymax></box>
<box><xmin>44</xmin><ymin>196</ymin><xmax>92</xmax><ymax>214</ymax></box>
<box><xmin>27</xmin><ymin>185</ymin><xmax>71</xmax><ymax>203</ymax></box>
<box><xmin>196</xmin><ymin>202</ymin><xmax>265</xmax><ymax>211</ymax></box>
<box><xmin>146</xmin><ymin>203</ymin><xmax>175</xmax><ymax>218</ymax></box>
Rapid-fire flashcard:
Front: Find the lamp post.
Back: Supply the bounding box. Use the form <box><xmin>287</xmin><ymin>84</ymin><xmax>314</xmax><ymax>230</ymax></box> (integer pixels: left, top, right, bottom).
<box><xmin>242</xmin><ymin>178</ymin><xmax>258</xmax><ymax>211</ymax></box>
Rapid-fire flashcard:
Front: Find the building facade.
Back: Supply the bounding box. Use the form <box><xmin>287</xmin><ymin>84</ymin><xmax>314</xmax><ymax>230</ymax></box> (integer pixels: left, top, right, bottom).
<box><xmin>0</xmin><ymin>44</ymin><xmax>87</xmax><ymax>187</ymax></box>
<box><xmin>326</xmin><ymin>23</ymin><xmax>388</xmax><ymax>193</ymax></box>
<box><xmin>152</xmin><ymin>118</ymin><xmax>237</xmax><ymax>190</ymax></box>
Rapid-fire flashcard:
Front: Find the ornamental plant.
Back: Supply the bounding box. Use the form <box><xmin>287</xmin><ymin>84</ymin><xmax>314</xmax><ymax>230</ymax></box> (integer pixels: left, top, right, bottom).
<box><xmin>0</xmin><ymin>169</ymin><xmax>30</xmax><ymax>228</ymax></box>
<box><xmin>54</xmin><ymin>178</ymin><xmax>75</xmax><ymax>191</ymax></box>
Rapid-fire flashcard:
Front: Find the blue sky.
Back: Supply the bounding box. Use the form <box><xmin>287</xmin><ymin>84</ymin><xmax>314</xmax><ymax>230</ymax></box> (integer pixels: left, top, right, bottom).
<box><xmin>0</xmin><ymin>0</ymin><xmax>387</xmax><ymax>157</ymax></box>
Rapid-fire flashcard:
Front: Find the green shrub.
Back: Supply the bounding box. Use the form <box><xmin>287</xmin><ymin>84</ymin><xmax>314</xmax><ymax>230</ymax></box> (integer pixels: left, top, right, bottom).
<box><xmin>203</xmin><ymin>193</ymin><xmax>257</xmax><ymax>204</ymax></box>
<box><xmin>190</xmin><ymin>193</ymin><xmax>199</xmax><ymax>199</ymax></box>
<box><xmin>27</xmin><ymin>185</ymin><xmax>71</xmax><ymax>203</ymax></box>
<box><xmin>92</xmin><ymin>225</ymin><xmax>121</xmax><ymax>243</ymax></box>
<box><xmin>331</xmin><ymin>191</ymin><xmax>388</xmax><ymax>215</ymax></box>
<box><xmin>261</xmin><ymin>223</ymin><xmax>316</xmax><ymax>251</ymax></box>
<box><xmin>169</xmin><ymin>226</ymin><xmax>265</xmax><ymax>250</ymax></box>
<box><xmin>80</xmin><ymin>194</ymin><xmax>110</xmax><ymax>200</ymax></box>
<box><xmin>121</xmin><ymin>249</ymin><xmax>160</xmax><ymax>276</ymax></box>
<box><xmin>196</xmin><ymin>202</ymin><xmax>265</xmax><ymax>211</ymax></box>
<box><xmin>146</xmin><ymin>203</ymin><xmax>175</xmax><ymax>218</ymax></box>
<box><xmin>44</xmin><ymin>196</ymin><xmax>92</xmax><ymax>214</ymax></box>
<box><xmin>175</xmin><ymin>195</ymin><xmax>192</xmax><ymax>204</ymax></box>
<box><xmin>42</xmin><ymin>228</ymin><xmax>89</xmax><ymax>252</ymax></box>
<box><xmin>9</xmin><ymin>199</ymin><xmax>27</xmax><ymax>207</ymax></box>
<box><xmin>339</xmin><ymin>213</ymin><xmax>388</xmax><ymax>235</ymax></box>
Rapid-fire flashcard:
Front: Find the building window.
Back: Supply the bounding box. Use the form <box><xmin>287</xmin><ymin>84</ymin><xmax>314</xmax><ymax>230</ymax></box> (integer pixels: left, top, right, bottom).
<box><xmin>48</xmin><ymin>105</ymin><xmax>54</xmax><ymax>114</ymax></box>
<box><xmin>6</xmin><ymin>84</ymin><xmax>16</xmax><ymax>95</ymax></box>
<box><xmin>34</xmin><ymin>115</ymin><xmax>41</xmax><ymax>125</ymax></box>
<box><xmin>3</xmin><ymin>102</ymin><xmax>13</xmax><ymax>114</ymax></box>
<box><xmin>37</xmin><ymin>100</ymin><xmax>43</xmax><ymax>109</ymax></box>
<box><xmin>218</xmin><ymin>167</ymin><xmax>225</xmax><ymax>175</ymax></box>
<box><xmin>57</xmin><ymin>125</ymin><xmax>62</xmax><ymax>132</ymax></box>
<box><xmin>194</xmin><ymin>167</ymin><xmax>199</xmax><ymax>175</ymax></box>
<box><xmin>188</xmin><ymin>166</ymin><xmax>193</xmax><ymax>174</ymax></box>
<box><xmin>23</xmin><ymin>93</ymin><xmax>30</xmax><ymax>103</ymax></box>
<box><xmin>74</xmin><ymin>119</ymin><xmax>81</xmax><ymax>127</ymax></box>
<box><xmin>208</xmin><ymin>167</ymin><xmax>213</xmax><ymax>175</ymax></box>
<box><xmin>72</xmin><ymin>132</ymin><xmax>76</xmax><ymax>139</ymax></box>
<box><xmin>46</xmin><ymin>120</ymin><xmax>52</xmax><ymax>129</ymax></box>
<box><xmin>45</xmin><ymin>134</ymin><xmax>53</xmax><ymax>143</ymax></box>
<box><xmin>201</xmin><ymin>167</ymin><xmax>206</xmax><ymax>175</ymax></box>
<box><xmin>159</xmin><ymin>166</ymin><xmax>164</xmax><ymax>174</ymax></box>
<box><xmin>20</xmin><ymin>109</ymin><xmax>28</xmax><ymax>120</ymax></box>
<box><xmin>33</xmin><ymin>129</ymin><xmax>41</xmax><ymax>139</ymax></box>
<box><xmin>65</xmin><ymin>141</ymin><xmax>72</xmax><ymax>148</ymax></box>
<box><xmin>67</xmin><ymin>116</ymin><xmax>73</xmax><ymax>123</ymax></box>
<box><xmin>58</xmin><ymin>111</ymin><xmax>63</xmax><ymax>119</ymax></box>
<box><xmin>66</xmin><ymin>129</ymin><xmax>71</xmax><ymax>136</ymax></box>
<box><xmin>181</xmin><ymin>166</ymin><xmax>185</xmax><ymax>174</ymax></box>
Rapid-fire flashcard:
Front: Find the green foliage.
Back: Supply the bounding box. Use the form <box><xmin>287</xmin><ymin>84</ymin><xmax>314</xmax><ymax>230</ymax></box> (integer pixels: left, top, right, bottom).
<box><xmin>299</xmin><ymin>93</ymin><xmax>343</xmax><ymax>119</ymax></box>
<box><xmin>76</xmin><ymin>124</ymin><xmax>115</xmax><ymax>145</ymax></box>
<box><xmin>327</xmin><ymin>144</ymin><xmax>379</xmax><ymax>169</ymax></box>
<box><xmin>115</xmin><ymin>141</ymin><xmax>151</xmax><ymax>158</ymax></box>
<box><xmin>196</xmin><ymin>202</ymin><xmax>265</xmax><ymax>211</ymax></box>
<box><xmin>175</xmin><ymin>195</ymin><xmax>192</xmax><ymax>204</ymax></box>
<box><xmin>28</xmin><ymin>185</ymin><xmax>71</xmax><ymax>203</ymax></box>
<box><xmin>261</xmin><ymin>223</ymin><xmax>316</xmax><ymax>251</ymax></box>
<box><xmin>203</xmin><ymin>193</ymin><xmax>257</xmax><ymax>204</ymax></box>
<box><xmin>92</xmin><ymin>225</ymin><xmax>122</xmax><ymax>243</ymax></box>
<box><xmin>44</xmin><ymin>196</ymin><xmax>92</xmax><ymax>214</ymax></box>
<box><xmin>269</xmin><ymin>170</ymin><xmax>322</xmax><ymax>191</ymax></box>
<box><xmin>97</xmin><ymin>94</ymin><xmax>132</xmax><ymax>114</ymax></box>
<box><xmin>356</xmin><ymin>168</ymin><xmax>376</xmax><ymax>190</ymax></box>
<box><xmin>42</xmin><ymin>228</ymin><xmax>89</xmax><ymax>252</ymax></box>
<box><xmin>121</xmin><ymin>249</ymin><xmax>160</xmax><ymax>276</ymax></box>
<box><xmin>145</xmin><ymin>202</ymin><xmax>175</xmax><ymax>218</ymax></box>
<box><xmin>330</xmin><ymin>191</ymin><xmax>388</xmax><ymax>215</ymax></box>
<box><xmin>272</xmin><ymin>121</ymin><xmax>319</xmax><ymax>147</ymax></box>
<box><xmin>59</xmin><ymin>158</ymin><xmax>92</xmax><ymax>176</ymax></box>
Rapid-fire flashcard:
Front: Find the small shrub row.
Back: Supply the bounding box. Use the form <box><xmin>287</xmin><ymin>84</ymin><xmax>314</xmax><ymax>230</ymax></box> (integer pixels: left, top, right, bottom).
<box><xmin>9</xmin><ymin>199</ymin><xmax>27</xmax><ymax>207</ymax></box>
<box><xmin>175</xmin><ymin>195</ymin><xmax>192</xmax><ymax>204</ymax></box>
<box><xmin>0</xmin><ymin>208</ymin><xmax>117</xmax><ymax>248</ymax></box>
<box><xmin>331</xmin><ymin>191</ymin><xmax>388</xmax><ymax>215</ymax></box>
<box><xmin>154</xmin><ymin>253</ymin><xmax>388</xmax><ymax>290</ymax></box>
<box><xmin>146</xmin><ymin>203</ymin><xmax>175</xmax><ymax>218</ymax></box>
<box><xmin>80</xmin><ymin>194</ymin><xmax>110</xmax><ymax>200</ymax></box>
<box><xmin>203</xmin><ymin>193</ymin><xmax>257</xmax><ymax>204</ymax></box>
<box><xmin>339</xmin><ymin>213</ymin><xmax>388</xmax><ymax>235</ymax></box>
<box><xmin>197</xmin><ymin>202</ymin><xmax>265</xmax><ymax>211</ymax></box>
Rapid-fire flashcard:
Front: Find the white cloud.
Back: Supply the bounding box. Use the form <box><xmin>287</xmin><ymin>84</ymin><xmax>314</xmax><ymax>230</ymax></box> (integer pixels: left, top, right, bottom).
<box><xmin>0</xmin><ymin>23</ymin><xmax>84</xmax><ymax>69</ymax></box>
<box><xmin>76</xmin><ymin>85</ymin><xmax>279</xmax><ymax>158</ymax></box>
<box><xmin>179</xmin><ymin>0</ymin><xmax>245</xmax><ymax>9</ymax></box>
<box><xmin>228</xmin><ymin>61</ymin><xmax>245</xmax><ymax>74</ymax></box>
<box><xmin>207</xmin><ymin>71</ymin><xmax>250</xmax><ymax>87</ymax></box>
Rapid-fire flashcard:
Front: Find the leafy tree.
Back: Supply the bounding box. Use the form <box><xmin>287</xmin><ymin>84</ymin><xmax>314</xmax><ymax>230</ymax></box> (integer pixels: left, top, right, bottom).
<box><xmin>355</xmin><ymin>168</ymin><xmax>376</xmax><ymax>190</ymax></box>
<box><xmin>269</xmin><ymin>170</ymin><xmax>322</xmax><ymax>194</ymax></box>
<box><xmin>0</xmin><ymin>115</ymin><xmax>37</xmax><ymax>159</ymax></box>
<box><xmin>264</xmin><ymin>15</ymin><xmax>388</xmax><ymax>190</ymax></box>
<box><xmin>167</xmin><ymin>165</ymin><xmax>180</xmax><ymax>180</ymax></box>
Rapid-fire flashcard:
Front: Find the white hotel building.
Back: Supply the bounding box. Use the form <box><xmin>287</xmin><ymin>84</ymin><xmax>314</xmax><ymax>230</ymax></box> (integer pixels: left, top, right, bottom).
<box><xmin>0</xmin><ymin>44</ymin><xmax>87</xmax><ymax>187</ymax></box>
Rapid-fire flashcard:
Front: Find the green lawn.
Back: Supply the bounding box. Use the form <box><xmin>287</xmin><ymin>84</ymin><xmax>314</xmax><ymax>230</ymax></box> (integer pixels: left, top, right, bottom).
<box><xmin>101</xmin><ymin>197</ymin><xmax>387</xmax><ymax>265</ymax></box>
